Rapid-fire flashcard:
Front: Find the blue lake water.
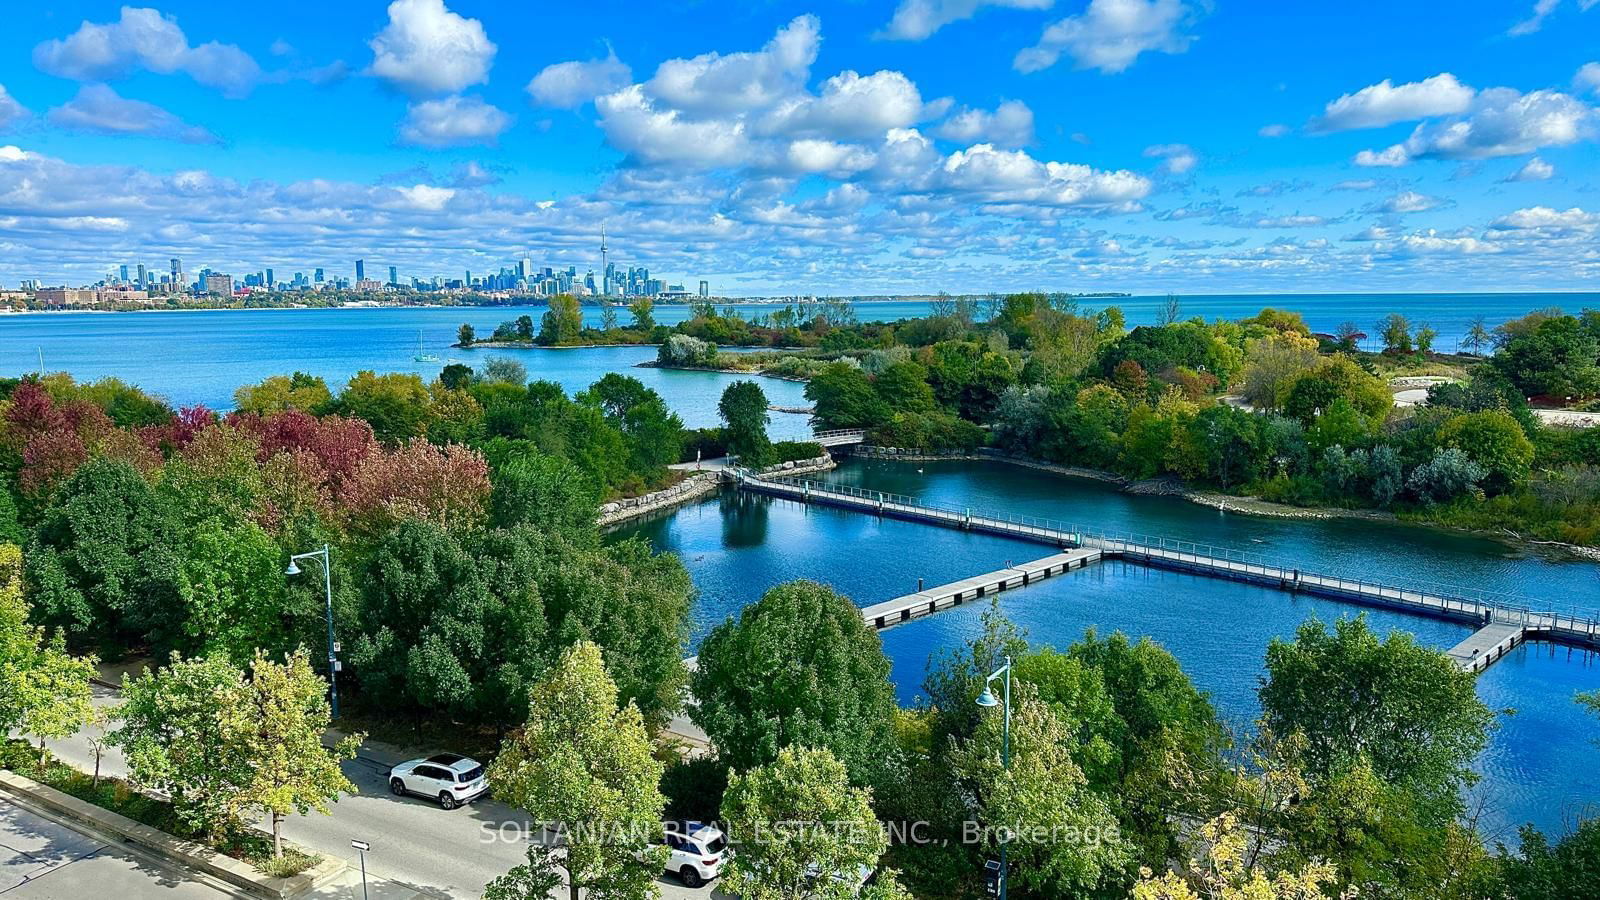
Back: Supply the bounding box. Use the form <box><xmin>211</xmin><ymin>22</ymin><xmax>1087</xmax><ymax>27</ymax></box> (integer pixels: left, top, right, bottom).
<box><xmin>613</xmin><ymin>458</ymin><xmax>1600</xmax><ymax>840</ymax></box>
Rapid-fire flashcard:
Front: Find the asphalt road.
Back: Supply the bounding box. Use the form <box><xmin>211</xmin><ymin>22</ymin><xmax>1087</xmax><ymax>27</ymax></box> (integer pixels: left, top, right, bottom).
<box><xmin>36</xmin><ymin>684</ymin><xmax>728</xmax><ymax>900</ymax></box>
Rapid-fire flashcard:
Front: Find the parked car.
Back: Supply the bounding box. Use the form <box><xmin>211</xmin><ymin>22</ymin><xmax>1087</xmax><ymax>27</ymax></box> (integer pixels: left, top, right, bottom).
<box><xmin>387</xmin><ymin>753</ymin><xmax>488</xmax><ymax>809</ymax></box>
<box><xmin>645</xmin><ymin>821</ymin><xmax>728</xmax><ymax>888</ymax></box>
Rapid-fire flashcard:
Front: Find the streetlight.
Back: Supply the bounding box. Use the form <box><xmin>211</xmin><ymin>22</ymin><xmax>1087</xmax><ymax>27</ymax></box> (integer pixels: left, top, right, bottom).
<box><xmin>285</xmin><ymin>545</ymin><xmax>340</xmax><ymax>718</ymax></box>
<box><xmin>975</xmin><ymin>655</ymin><xmax>1011</xmax><ymax>900</ymax></box>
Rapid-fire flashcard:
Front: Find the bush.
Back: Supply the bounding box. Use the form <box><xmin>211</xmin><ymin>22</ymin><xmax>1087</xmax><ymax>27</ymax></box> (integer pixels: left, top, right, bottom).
<box><xmin>658</xmin><ymin>334</ymin><xmax>718</xmax><ymax>367</ymax></box>
<box><xmin>868</xmin><ymin>412</ymin><xmax>985</xmax><ymax>451</ymax></box>
<box><xmin>767</xmin><ymin>441</ymin><xmax>826</xmax><ymax>465</ymax></box>
<box><xmin>681</xmin><ymin>427</ymin><xmax>728</xmax><ymax>462</ymax></box>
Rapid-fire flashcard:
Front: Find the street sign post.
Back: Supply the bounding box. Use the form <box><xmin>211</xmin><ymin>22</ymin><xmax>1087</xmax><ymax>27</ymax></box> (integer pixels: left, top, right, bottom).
<box><xmin>350</xmin><ymin>840</ymin><xmax>371</xmax><ymax>900</ymax></box>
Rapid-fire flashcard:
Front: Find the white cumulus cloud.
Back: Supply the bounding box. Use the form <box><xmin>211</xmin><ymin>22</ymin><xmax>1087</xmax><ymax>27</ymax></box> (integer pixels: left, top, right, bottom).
<box><xmin>1369</xmin><ymin>190</ymin><xmax>1450</xmax><ymax>214</ymax></box>
<box><xmin>934</xmin><ymin>100</ymin><xmax>1035</xmax><ymax>147</ymax></box>
<box><xmin>46</xmin><ymin>84</ymin><xmax>217</xmax><ymax>143</ymax></box>
<box><xmin>1015</xmin><ymin>0</ymin><xmax>1197</xmax><ymax>74</ymax></box>
<box><xmin>1258</xmin><ymin>123</ymin><xmax>1290</xmax><ymax>138</ymax></box>
<box><xmin>1360</xmin><ymin>87</ymin><xmax>1595</xmax><ymax>165</ymax></box>
<box><xmin>398</xmin><ymin>95</ymin><xmax>512</xmax><ymax>147</ymax></box>
<box><xmin>879</xmin><ymin>0</ymin><xmax>1054</xmax><ymax>41</ymax></box>
<box><xmin>32</xmin><ymin>6</ymin><xmax>262</xmax><ymax>98</ymax></box>
<box><xmin>1310</xmin><ymin>73</ymin><xmax>1473</xmax><ymax>132</ymax></box>
<box><xmin>1575</xmin><ymin>62</ymin><xmax>1600</xmax><ymax>94</ymax></box>
<box><xmin>1143</xmin><ymin>142</ymin><xmax>1197</xmax><ymax>174</ymax></box>
<box><xmin>764</xmin><ymin>70</ymin><xmax>926</xmax><ymax>140</ymax></box>
<box><xmin>368</xmin><ymin>0</ymin><xmax>496</xmax><ymax>96</ymax></box>
<box><xmin>1502</xmin><ymin>157</ymin><xmax>1555</xmax><ymax>182</ymax></box>
<box><xmin>0</xmin><ymin>86</ymin><xmax>28</xmax><ymax>130</ymax></box>
<box><xmin>527</xmin><ymin>50</ymin><xmax>632</xmax><ymax>109</ymax></box>
<box><xmin>1491</xmin><ymin>206</ymin><xmax>1598</xmax><ymax>229</ymax></box>
<box><xmin>646</xmin><ymin>15</ymin><xmax>818</xmax><ymax>116</ymax></box>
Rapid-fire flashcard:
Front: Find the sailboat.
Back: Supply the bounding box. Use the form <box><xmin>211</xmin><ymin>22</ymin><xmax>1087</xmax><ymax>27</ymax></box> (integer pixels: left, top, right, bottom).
<box><xmin>413</xmin><ymin>330</ymin><xmax>440</xmax><ymax>362</ymax></box>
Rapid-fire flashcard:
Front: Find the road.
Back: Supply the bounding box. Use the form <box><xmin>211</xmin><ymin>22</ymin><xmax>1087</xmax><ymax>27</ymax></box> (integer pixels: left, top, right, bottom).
<box><xmin>35</xmin><ymin>683</ymin><xmax>728</xmax><ymax>900</ymax></box>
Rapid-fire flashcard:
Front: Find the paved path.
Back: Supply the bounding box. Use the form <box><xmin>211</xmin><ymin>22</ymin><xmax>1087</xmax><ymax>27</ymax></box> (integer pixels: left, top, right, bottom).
<box><xmin>0</xmin><ymin>798</ymin><xmax>237</xmax><ymax>899</ymax></box>
<box><xmin>30</xmin><ymin>682</ymin><xmax>722</xmax><ymax>899</ymax></box>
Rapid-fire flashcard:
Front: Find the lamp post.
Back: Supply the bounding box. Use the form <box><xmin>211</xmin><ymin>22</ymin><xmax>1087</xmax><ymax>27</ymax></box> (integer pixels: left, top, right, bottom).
<box><xmin>975</xmin><ymin>655</ymin><xmax>1012</xmax><ymax>900</ymax></box>
<box><xmin>285</xmin><ymin>545</ymin><xmax>339</xmax><ymax>718</ymax></box>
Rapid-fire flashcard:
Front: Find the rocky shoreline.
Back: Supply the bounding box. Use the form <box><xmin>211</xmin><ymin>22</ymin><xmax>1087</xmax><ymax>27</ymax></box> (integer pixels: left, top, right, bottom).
<box><xmin>596</xmin><ymin>454</ymin><xmax>837</xmax><ymax>526</ymax></box>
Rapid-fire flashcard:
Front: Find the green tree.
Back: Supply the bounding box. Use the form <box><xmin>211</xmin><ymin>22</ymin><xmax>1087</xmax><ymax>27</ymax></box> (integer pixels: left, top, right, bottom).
<box><xmin>458</xmin><ymin>322</ymin><xmax>476</xmax><ymax>346</ymax></box>
<box><xmin>1415</xmin><ymin>322</ymin><xmax>1438</xmax><ymax>355</ymax></box>
<box><xmin>115</xmin><ymin>650</ymin><xmax>356</xmax><ymax>854</ymax></box>
<box><xmin>1259</xmin><ymin>617</ymin><xmax>1493</xmax><ymax>830</ymax></box>
<box><xmin>115</xmin><ymin>653</ymin><xmax>256</xmax><ymax>840</ymax></box>
<box><xmin>721</xmin><ymin>747</ymin><xmax>912</xmax><ymax>900</ymax></box>
<box><xmin>331</xmin><ymin>371</ymin><xmax>435</xmax><ymax>443</ymax></box>
<box><xmin>235</xmin><ymin>649</ymin><xmax>360</xmax><ymax>858</ymax></box>
<box><xmin>806</xmin><ymin>363</ymin><xmax>886</xmax><ymax>428</ymax></box>
<box><xmin>629</xmin><ymin>297</ymin><xmax>655</xmax><ymax>331</ymax></box>
<box><xmin>1435</xmin><ymin>409</ymin><xmax>1535</xmax><ymax>492</ymax></box>
<box><xmin>1378</xmin><ymin>313</ymin><xmax>1412</xmax><ymax>354</ymax></box>
<box><xmin>1492</xmin><ymin>314</ymin><xmax>1600</xmax><ymax>399</ymax></box>
<box><xmin>233</xmin><ymin>373</ymin><xmax>333</xmax><ymax>415</ymax></box>
<box><xmin>489</xmin><ymin>452</ymin><xmax>600</xmax><ymax>536</ymax></box>
<box><xmin>440</xmin><ymin>363</ymin><xmax>474</xmax><ymax>391</ymax></box>
<box><xmin>600</xmin><ymin>304</ymin><xmax>619</xmax><ymax>332</ymax></box>
<box><xmin>487</xmin><ymin>641</ymin><xmax>667</xmax><ymax>900</ymax></box>
<box><xmin>719</xmin><ymin>380</ymin><xmax>772</xmax><ymax>465</ymax></box>
<box><xmin>349</xmin><ymin>520</ymin><xmax>549</xmax><ymax>728</ymax></box>
<box><xmin>873</xmin><ymin>361</ymin><xmax>935</xmax><ymax>414</ymax></box>
<box><xmin>539</xmin><ymin>294</ymin><xmax>586</xmax><ymax>346</ymax></box>
<box><xmin>26</xmin><ymin>458</ymin><xmax>188</xmax><ymax>652</ymax></box>
<box><xmin>949</xmin><ymin>683</ymin><xmax>1131</xmax><ymax>897</ymax></box>
<box><xmin>692</xmin><ymin>581</ymin><xmax>899</xmax><ymax>788</ymax></box>
<box><xmin>0</xmin><ymin>544</ymin><xmax>98</xmax><ymax>762</ymax></box>
<box><xmin>1496</xmin><ymin>818</ymin><xmax>1600</xmax><ymax>900</ymax></box>
<box><xmin>1463</xmin><ymin>316</ymin><xmax>1491</xmax><ymax>356</ymax></box>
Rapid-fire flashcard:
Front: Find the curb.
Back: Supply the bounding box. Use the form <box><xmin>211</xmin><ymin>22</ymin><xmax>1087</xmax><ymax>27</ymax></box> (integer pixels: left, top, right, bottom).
<box><xmin>0</xmin><ymin>771</ymin><xmax>346</xmax><ymax>899</ymax></box>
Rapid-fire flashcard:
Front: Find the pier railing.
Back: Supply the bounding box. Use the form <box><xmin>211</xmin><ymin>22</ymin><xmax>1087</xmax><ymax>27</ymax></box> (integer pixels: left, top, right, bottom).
<box><xmin>738</xmin><ymin>472</ymin><xmax>1600</xmax><ymax>638</ymax></box>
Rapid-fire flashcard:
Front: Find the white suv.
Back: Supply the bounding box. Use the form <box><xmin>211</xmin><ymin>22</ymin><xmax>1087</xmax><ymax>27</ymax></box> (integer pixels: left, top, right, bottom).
<box><xmin>648</xmin><ymin>821</ymin><xmax>728</xmax><ymax>888</ymax></box>
<box><xmin>388</xmin><ymin>753</ymin><xmax>488</xmax><ymax>809</ymax></box>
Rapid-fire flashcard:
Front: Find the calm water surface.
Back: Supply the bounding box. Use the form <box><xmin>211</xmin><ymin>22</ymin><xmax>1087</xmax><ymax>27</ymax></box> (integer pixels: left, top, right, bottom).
<box><xmin>614</xmin><ymin>458</ymin><xmax>1600</xmax><ymax>839</ymax></box>
<box><xmin>0</xmin><ymin>307</ymin><xmax>814</xmax><ymax>437</ymax></box>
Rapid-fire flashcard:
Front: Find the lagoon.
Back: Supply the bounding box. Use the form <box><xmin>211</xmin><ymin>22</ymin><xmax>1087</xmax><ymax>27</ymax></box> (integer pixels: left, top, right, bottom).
<box><xmin>611</xmin><ymin>458</ymin><xmax>1600</xmax><ymax>840</ymax></box>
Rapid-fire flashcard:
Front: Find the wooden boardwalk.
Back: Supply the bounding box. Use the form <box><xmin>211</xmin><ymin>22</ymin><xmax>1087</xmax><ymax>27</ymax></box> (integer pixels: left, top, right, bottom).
<box><xmin>737</xmin><ymin>472</ymin><xmax>1600</xmax><ymax>667</ymax></box>
<box><xmin>860</xmin><ymin>549</ymin><xmax>1103</xmax><ymax>631</ymax></box>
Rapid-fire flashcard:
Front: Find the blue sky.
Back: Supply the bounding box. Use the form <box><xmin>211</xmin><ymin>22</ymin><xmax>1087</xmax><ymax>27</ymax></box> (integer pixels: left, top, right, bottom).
<box><xmin>0</xmin><ymin>0</ymin><xmax>1597</xmax><ymax>295</ymax></box>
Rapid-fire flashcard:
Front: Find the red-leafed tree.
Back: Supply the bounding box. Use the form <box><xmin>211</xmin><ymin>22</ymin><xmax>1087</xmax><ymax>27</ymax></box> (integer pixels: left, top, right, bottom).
<box><xmin>343</xmin><ymin>439</ymin><xmax>490</xmax><ymax>535</ymax></box>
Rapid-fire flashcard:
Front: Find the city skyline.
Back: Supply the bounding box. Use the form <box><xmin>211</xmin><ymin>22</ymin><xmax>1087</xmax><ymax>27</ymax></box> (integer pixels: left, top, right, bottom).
<box><xmin>0</xmin><ymin>2</ymin><xmax>1598</xmax><ymax>294</ymax></box>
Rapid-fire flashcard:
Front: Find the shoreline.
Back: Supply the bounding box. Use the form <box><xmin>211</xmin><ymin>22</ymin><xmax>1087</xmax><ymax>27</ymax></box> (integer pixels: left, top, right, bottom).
<box><xmin>850</xmin><ymin>447</ymin><xmax>1600</xmax><ymax>562</ymax></box>
<box><xmin>635</xmin><ymin>360</ymin><xmax>810</xmax><ymax>382</ymax></box>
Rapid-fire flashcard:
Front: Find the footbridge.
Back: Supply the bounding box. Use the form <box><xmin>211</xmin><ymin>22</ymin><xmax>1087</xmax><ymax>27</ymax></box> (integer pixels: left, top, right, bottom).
<box><xmin>732</xmin><ymin>470</ymin><xmax>1600</xmax><ymax>671</ymax></box>
<box><xmin>812</xmin><ymin>428</ymin><xmax>868</xmax><ymax>448</ymax></box>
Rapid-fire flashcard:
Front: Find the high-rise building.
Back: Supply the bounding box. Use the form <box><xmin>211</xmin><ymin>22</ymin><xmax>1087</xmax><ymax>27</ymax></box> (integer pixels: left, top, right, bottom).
<box><xmin>388</xmin><ymin>265</ymin><xmax>398</xmax><ymax>286</ymax></box>
<box><xmin>314</xmin><ymin>268</ymin><xmax>324</xmax><ymax>283</ymax></box>
<box><xmin>599</xmin><ymin>225</ymin><xmax>608</xmax><ymax>296</ymax></box>
<box><xmin>136</xmin><ymin>263</ymin><xmax>146</xmax><ymax>287</ymax></box>
<box><xmin>170</xmin><ymin>258</ymin><xmax>182</xmax><ymax>289</ymax></box>
<box><xmin>265</xmin><ymin>268</ymin><xmax>274</xmax><ymax>288</ymax></box>
<box><xmin>119</xmin><ymin>264</ymin><xmax>130</xmax><ymax>283</ymax></box>
<box><xmin>699</xmin><ymin>280</ymin><xmax>709</xmax><ymax>297</ymax></box>
<box><xmin>203</xmin><ymin>273</ymin><xmax>233</xmax><ymax>295</ymax></box>
<box><xmin>355</xmin><ymin>260</ymin><xmax>365</xmax><ymax>282</ymax></box>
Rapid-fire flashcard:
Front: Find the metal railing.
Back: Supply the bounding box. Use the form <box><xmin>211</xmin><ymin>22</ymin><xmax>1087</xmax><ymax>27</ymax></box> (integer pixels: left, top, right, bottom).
<box><xmin>811</xmin><ymin>428</ymin><xmax>868</xmax><ymax>444</ymax></box>
<box><xmin>736</xmin><ymin>472</ymin><xmax>1600</xmax><ymax>638</ymax></box>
